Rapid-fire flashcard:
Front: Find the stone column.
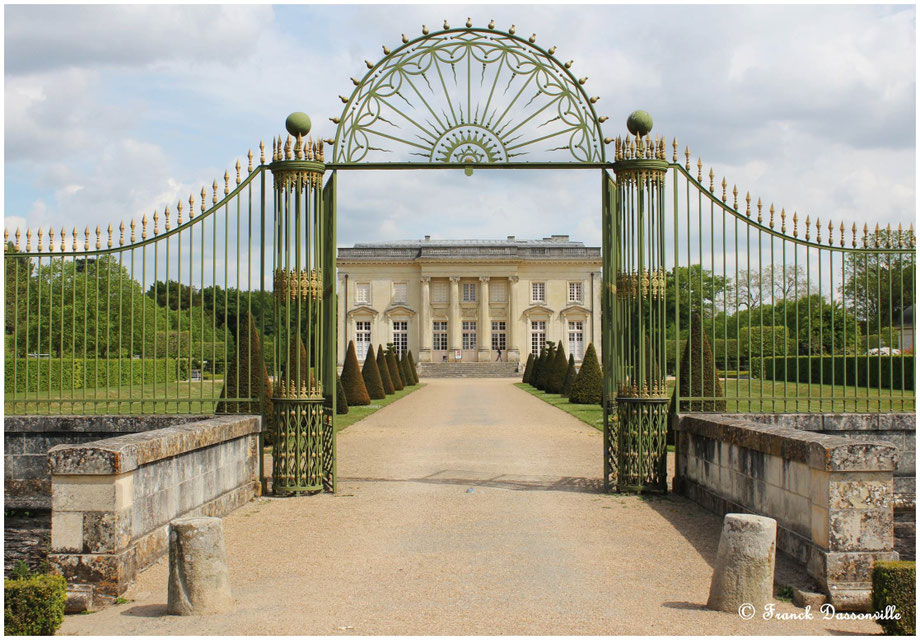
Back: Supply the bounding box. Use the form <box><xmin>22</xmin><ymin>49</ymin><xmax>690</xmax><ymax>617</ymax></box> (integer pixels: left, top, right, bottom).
<box><xmin>507</xmin><ymin>276</ymin><xmax>520</xmax><ymax>362</ymax></box>
<box><xmin>478</xmin><ymin>277</ymin><xmax>491</xmax><ymax>362</ymax></box>
<box><xmin>419</xmin><ymin>276</ymin><xmax>431</xmax><ymax>363</ymax></box>
<box><xmin>449</xmin><ymin>276</ymin><xmax>461</xmax><ymax>359</ymax></box>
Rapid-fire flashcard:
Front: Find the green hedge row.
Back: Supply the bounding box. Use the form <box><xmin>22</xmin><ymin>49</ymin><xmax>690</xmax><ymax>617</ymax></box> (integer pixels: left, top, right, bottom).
<box><xmin>751</xmin><ymin>355</ymin><xmax>914</xmax><ymax>390</ymax></box>
<box><xmin>4</xmin><ymin>574</ymin><xmax>66</xmax><ymax>636</ymax></box>
<box><xmin>872</xmin><ymin>560</ymin><xmax>915</xmax><ymax>635</ymax></box>
<box><xmin>5</xmin><ymin>358</ymin><xmax>190</xmax><ymax>393</ymax></box>
<box><xmin>666</xmin><ymin>336</ymin><xmax>797</xmax><ymax>373</ymax></box>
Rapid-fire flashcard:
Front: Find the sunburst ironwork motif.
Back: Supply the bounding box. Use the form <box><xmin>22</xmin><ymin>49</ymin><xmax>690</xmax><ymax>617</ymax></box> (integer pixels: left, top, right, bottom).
<box><xmin>333</xmin><ymin>25</ymin><xmax>606</xmax><ymax>164</ymax></box>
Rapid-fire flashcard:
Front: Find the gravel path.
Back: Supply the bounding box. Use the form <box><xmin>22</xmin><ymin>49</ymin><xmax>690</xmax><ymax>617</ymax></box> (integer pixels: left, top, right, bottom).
<box><xmin>62</xmin><ymin>378</ymin><xmax>880</xmax><ymax>635</ymax></box>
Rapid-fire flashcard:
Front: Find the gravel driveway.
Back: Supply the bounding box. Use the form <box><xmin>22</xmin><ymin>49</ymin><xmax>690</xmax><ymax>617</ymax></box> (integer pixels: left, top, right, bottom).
<box><xmin>62</xmin><ymin>378</ymin><xmax>881</xmax><ymax>635</ymax></box>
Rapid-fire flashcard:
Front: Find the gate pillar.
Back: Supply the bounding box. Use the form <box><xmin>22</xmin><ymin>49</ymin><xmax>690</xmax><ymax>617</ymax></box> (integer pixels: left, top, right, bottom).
<box><xmin>610</xmin><ymin>115</ymin><xmax>669</xmax><ymax>493</ymax></box>
<box><xmin>269</xmin><ymin>114</ymin><xmax>335</xmax><ymax>494</ymax></box>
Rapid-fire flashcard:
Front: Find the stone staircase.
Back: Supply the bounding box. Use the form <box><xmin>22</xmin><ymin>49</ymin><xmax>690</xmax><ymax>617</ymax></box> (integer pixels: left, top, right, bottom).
<box><xmin>416</xmin><ymin>362</ymin><xmax>522</xmax><ymax>378</ymax></box>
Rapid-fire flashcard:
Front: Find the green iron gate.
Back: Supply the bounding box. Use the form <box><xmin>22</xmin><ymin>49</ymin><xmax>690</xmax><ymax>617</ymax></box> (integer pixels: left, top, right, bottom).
<box><xmin>4</xmin><ymin>20</ymin><xmax>915</xmax><ymax>495</ymax></box>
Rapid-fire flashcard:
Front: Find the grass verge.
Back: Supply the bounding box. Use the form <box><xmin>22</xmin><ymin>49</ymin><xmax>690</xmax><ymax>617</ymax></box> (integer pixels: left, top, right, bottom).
<box><xmin>514</xmin><ymin>383</ymin><xmax>603</xmax><ymax>431</ymax></box>
<box><xmin>335</xmin><ymin>383</ymin><xmax>425</xmax><ymax>432</ymax></box>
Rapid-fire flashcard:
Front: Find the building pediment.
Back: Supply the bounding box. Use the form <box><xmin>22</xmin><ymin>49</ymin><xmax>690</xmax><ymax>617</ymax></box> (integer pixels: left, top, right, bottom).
<box><xmin>346</xmin><ymin>304</ymin><xmax>379</xmax><ymax>318</ymax></box>
<box><xmin>560</xmin><ymin>304</ymin><xmax>591</xmax><ymax>317</ymax></box>
<box><xmin>522</xmin><ymin>304</ymin><xmax>554</xmax><ymax>316</ymax></box>
<box><xmin>384</xmin><ymin>303</ymin><xmax>417</xmax><ymax>317</ymax></box>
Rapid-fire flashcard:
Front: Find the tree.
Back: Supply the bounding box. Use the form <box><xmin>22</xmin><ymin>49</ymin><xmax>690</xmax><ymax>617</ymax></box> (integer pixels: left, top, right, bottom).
<box><xmin>521</xmin><ymin>353</ymin><xmax>535</xmax><ymax>383</ymax></box>
<box><xmin>842</xmin><ymin>237</ymin><xmax>914</xmax><ymax>333</ymax></box>
<box><xmin>675</xmin><ymin>312</ymin><xmax>726</xmax><ymax>412</ymax></box>
<box><xmin>341</xmin><ymin>340</ymin><xmax>370</xmax><ymax>405</ymax></box>
<box><xmin>561</xmin><ymin>354</ymin><xmax>576</xmax><ymax>397</ymax></box>
<box><xmin>216</xmin><ymin>312</ymin><xmax>273</xmax><ymax>430</ymax></box>
<box><xmin>407</xmin><ymin>350</ymin><xmax>420</xmax><ymax>383</ymax></box>
<box><xmin>399</xmin><ymin>351</ymin><xmax>415</xmax><ymax>386</ymax></box>
<box><xmin>531</xmin><ymin>346</ymin><xmax>549</xmax><ymax>389</ymax></box>
<box><xmin>336</xmin><ymin>373</ymin><xmax>349</xmax><ymax>415</ymax></box>
<box><xmin>386</xmin><ymin>344</ymin><xmax>404</xmax><ymax>390</ymax></box>
<box><xmin>733</xmin><ymin>266</ymin><xmax>810</xmax><ymax>310</ymax></box>
<box><xmin>665</xmin><ymin>265</ymin><xmax>732</xmax><ymax>328</ymax></box>
<box><xmin>535</xmin><ymin>342</ymin><xmax>555</xmax><ymax>391</ymax></box>
<box><xmin>362</xmin><ymin>344</ymin><xmax>386</xmax><ymax>399</ymax></box>
<box><xmin>545</xmin><ymin>344</ymin><xmax>568</xmax><ymax>394</ymax></box>
<box><xmin>569</xmin><ymin>343</ymin><xmax>602</xmax><ymax>404</ymax></box>
<box><xmin>377</xmin><ymin>345</ymin><xmax>395</xmax><ymax>394</ymax></box>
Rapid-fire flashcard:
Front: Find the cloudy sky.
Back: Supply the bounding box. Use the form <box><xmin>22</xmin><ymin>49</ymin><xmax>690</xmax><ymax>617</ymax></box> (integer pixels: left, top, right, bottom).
<box><xmin>3</xmin><ymin>3</ymin><xmax>916</xmax><ymax>249</ymax></box>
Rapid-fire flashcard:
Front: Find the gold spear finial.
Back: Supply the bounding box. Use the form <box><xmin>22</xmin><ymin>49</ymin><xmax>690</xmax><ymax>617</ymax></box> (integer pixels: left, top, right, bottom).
<box><xmin>910</xmin><ymin>224</ymin><xmax>915</xmax><ymax>248</ymax></box>
<box><xmin>780</xmin><ymin>208</ymin><xmax>786</xmax><ymax>233</ymax></box>
<box><xmin>130</xmin><ymin>219</ymin><xmax>136</xmax><ymax>243</ymax></box>
<box><xmin>247</xmin><ymin>149</ymin><xmax>253</xmax><ymax>173</ymax></box>
<box><xmin>816</xmin><ymin>218</ymin><xmax>822</xmax><ymax>243</ymax></box>
<box><xmin>48</xmin><ymin>227</ymin><xmax>54</xmax><ymax>252</ymax></box>
<box><xmin>295</xmin><ymin>133</ymin><xmax>303</xmax><ymax>160</ymax></box>
<box><xmin>733</xmin><ymin>185</ymin><xmax>738</xmax><ymax>209</ymax></box>
<box><xmin>284</xmin><ymin>135</ymin><xmax>292</xmax><ymax>160</ymax></box>
<box><xmin>177</xmin><ymin>200</ymin><xmax>183</xmax><ymax>225</ymax></box>
<box><xmin>852</xmin><ymin>223</ymin><xmax>858</xmax><ymax>248</ymax></box>
<box><xmin>886</xmin><ymin>223</ymin><xmax>892</xmax><ymax>248</ymax></box>
<box><xmin>805</xmin><ymin>215</ymin><xmax>810</xmax><ymax>241</ymax></box>
<box><xmin>201</xmin><ymin>187</ymin><xmax>206</xmax><ymax>212</ymax></box>
<box><xmin>897</xmin><ymin>222</ymin><xmax>903</xmax><ymax>248</ymax></box>
<box><xmin>271</xmin><ymin>137</ymin><xmax>277</xmax><ymax>162</ymax></box>
<box><xmin>769</xmin><ymin>204</ymin><xmax>775</xmax><ymax>229</ymax></box>
<box><xmin>37</xmin><ymin>227</ymin><xmax>43</xmax><ymax>252</ymax></box>
<box><xmin>840</xmin><ymin>221</ymin><xmax>846</xmax><ymax>247</ymax></box>
<box><xmin>709</xmin><ymin>168</ymin><xmax>714</xmax><ymax>192</ymax></box>
<box><xmin>119</xmin><ymin>221</ymin><xmax>125</xmax><ymax>245</ymax></box>
<box><xmin>672</xmin><ymin>138</ymin><xmax>678</xmax><ymax>163</ymax></box>
<box><xmin>164</xmin><ymin>205</ymin><xmax>171</xmax><ymax>231</ymax></box>
<box><xmin>153</xmin><ymin>209</ymin><xmax>159</xmax><ymax>235</ymax></box>
<box><xmin>863</xmin><ymin>223</ymin><xmax>869</xmax><ymax>247</ymax></box>
<box><xmin>71</xmin><ymin>227</ymin><xmax>76</xmax><ymax>252</ymax></box>
<box><xmin>827</xmin><ymin>219</ymin><xmax>834</xmax><ymax>246</ymax></box>
<box><xmin>141</xmin><ymin>214</ymin><xmax>147</xmax><ymax>240</ymax></box>
<box><xmin>189</xmin><ymin>193</ymin><xmax>195</xmax><ymax>219</ymax></box>
<box><xmin>685</xmin><ymin>146</ymin><xmax>690</xmax><ymax>170</ymax></box>
<box><xmin>466</xmin><ymin>17</ymin><xmax>472</xmax><ymax>28</ymax></box>
<box><xmin>260</xmin><ymin>140</ymin><xmax>265</xmax><ymax>164</ymax></box>
<box><xmin>792</xmin><ymin>211</ymin><xmax>798</xmax><ymax>237</ymax></box>
<box><xmin>212</xmin><ymin>180</ymin><xmax>218</xmax><ymax>204</ymax></box>
<box><xmin>697</xmin><ymin>158</ymin><xmax>703</xmax><ymax>182</ymax></box>
<box><xmin>107</xmin><ymin>224</ymin><xmax>113</xmax><ymax>248</ymax></box>
<box><xmin>25</xmin><ymin>228</ymin><xmax>32</xmax><ymax>251</ymax></box>
<box><xmin>95</xmin><ymin>225</ymin><xmax>101</xmax><ymax>250</ymax></box>
<box><xmin>757</xmin><ymin>198</ymin><xmax>763</xmax><ymax>223</ymax></box>
<box><xmin>721</xmin><ymin>177</ymin><xmax>727</xmax><ymax>202</ymax></box>
<box><xmin>745</xmin><ymin>192</ymin><xmax>751</xmax><ymax>216</ymax></box>
<box><xmin>224</xmin><ymin>171</ymin><xmax>230</xmax><ymax>195</ymax></box>
<box><xmin>3</xmin><ymin>228</ymin><xmax>8</xmax><ymax>246</ymax></box>
<box><xmin>15</xmin><ymin>228</ymin><xmax>20</xmax><ymax>250</ymax></box>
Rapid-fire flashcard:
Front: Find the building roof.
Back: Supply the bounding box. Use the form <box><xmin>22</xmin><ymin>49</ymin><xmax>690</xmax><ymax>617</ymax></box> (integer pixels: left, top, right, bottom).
<box><xmin>338</xmin><ymin>235</ymin><xmax>601</xmax><ymax>263</ymax></box>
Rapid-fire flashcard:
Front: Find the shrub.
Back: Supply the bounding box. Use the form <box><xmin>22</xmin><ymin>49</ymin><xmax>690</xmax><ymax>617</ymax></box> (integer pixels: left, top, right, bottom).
<box><xmin>530</xmin><ymin>349</ymin><xmax>545</xmax><ymax>388</ymax></box>
<box><xmin>216</xmin><ymin>312</ymin><xmax>273</xmax><ymax>425</ymax></box>
<box><xmin>335</xmin><ymin>373</ymin><xmax>349</xmax><ymax>415</ymax></box>
<box><xmin>676</xmin><ymin>313</ymin><xmax>726</xmax><ymax>412</ymax></box>
<box><xmin>521</xmin><ymin>353</ymin><xmax>535</xmax><ymax>383</ymax></box>
<box><xmin>362</xmin><ymin>344</ymin><xmax>386</xmax><ymax>399</ymax></box>
<box><xmin>4</xmin><ymin>357</ymin><xmax>190</xmax><ymax>393</ymax></box>
<box><xmin>341</xmin><ymin>341</ymin><xmax>371</xmax><ymax>406</ymax></box>
<box><xmin>872</xmin><ymin>560</ymin><xmax>915</xmax><ymax>635</ymax></box>
<box><xmin>4</xmin><ymin>573</ymin><xmax>67</xmax><ymax>636</ymax></box>
<box><xmin>561</xmin><ymin>354</ymin><xmax>576</xmax><ymax>397</ymax></box>
<box><xmin>569</xmin><ymin>343</ymin><xmax>602</xmax><ymax>404</ymax></box>
<box><xmin>752</xmin><ymin>355</ymin><xmax>915</xmax><ymax>390</ymax></box>
<box><xmin>399</xmin><ymin>352</ymin><xmax>415</xmax><ymax>386</ymax></box>
<box><xmin>535</xmin><ymin>343</ymin><xmax>555</xmax><ymax>391</ymax></box>
<box><xmin>545</xmin><ymin>344</ymin><xmax>568</xmax><ymax>394</ymax></box>
<box><xmin>377</xmin><ymin>345</ymin><xmax>395</xmax><ymax>394</ymax></box>
<box><xmin>386</xmin><ymin>345</ymin><xmax>404</xmax><ymax>390</ymax></box>
<box><xmin>407</xmin><ymin>350</ymin><xmax>420</xmax><ymax>383</ymax></box>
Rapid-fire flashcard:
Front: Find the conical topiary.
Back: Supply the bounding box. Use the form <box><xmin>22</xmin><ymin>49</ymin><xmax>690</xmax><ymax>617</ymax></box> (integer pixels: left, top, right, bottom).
<box><xmin>399</xmin><ymin>351</ymin><xmax>415</xmax><ymax>386</ymax></box>
<box><xmin>407</xmin><ymin>350</ymin><xmax>420</xmax><ymax>383</ymax></box>
<box><xmin>217</xmin><ymin>312</ymin><xmax>273</xmax><ymax>433</ymax></box>
<box><xmin>535</xmin><ymin>342</ymin><xmax>555</xmax><ymax>391</ymax></box>
<box><xmin>362</xmin><ymin>344</ymin><xmax>386</xmax><ymax>399</ymax></box>
<box><xmin>676</xmin><ymin>312</ymin><xmax>727</xmax><ymax>412</ymax></box>
<box><xmin>521</xmin><ymin>353</ymin><xmax>535</xmax><ymax>383</ymax></box>
<box><xmin>569</xmin><ymin>342</ymin><xmax>602</xmax><ymax>404</ymax></box>
<box><xmin>561</xmin><ymin>354</ymin><xmax>576</xmax><ymax>397</ymax></box>
<box><xmin>342</xmin><ymin>340</ymin><xmax>371</xmax><ymax>405</ymax></box>
<box><xmin>386</xmin><ymin>344</ymin><xmax>404</xmax><ymax>390</ymax></box>
<box><xmin>282</xmin><ymin>334</ymin><xmax>309</xmax><ymax>387</ymax></box>
<box><xmin>377</xmin><ymin>345</ymin><xmax>395</xmax><ymax>394</ymax></box>
<box><xmin>336</xmin><ymin>373</ymin><xmax>349</xmax><ymax>414</ymax></box>
<box><xmin>531</xmin><ymin>347</ymin><xmax>546</xmax><ymax>388</ymax></box>
<box><xmin>545</xmin><ymin>344</ymin><xmax>568</xmax><ymax>394</ymax></box>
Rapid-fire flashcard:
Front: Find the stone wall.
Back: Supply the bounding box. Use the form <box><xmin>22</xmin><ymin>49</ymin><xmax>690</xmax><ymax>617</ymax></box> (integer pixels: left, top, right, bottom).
<box><xmin>673</xmin><ymin>414</ymin><xmax>899</xmax><ymax>611</ymax></box>
<box><xmin>4</xmin><ymin>415</ymin><xmax>205</xmax><ymax>510</ymax></box>
<box><xmin>46</xmin><ymin>415</ymin><xmax>261</xmax><ymax>611</ymax></box>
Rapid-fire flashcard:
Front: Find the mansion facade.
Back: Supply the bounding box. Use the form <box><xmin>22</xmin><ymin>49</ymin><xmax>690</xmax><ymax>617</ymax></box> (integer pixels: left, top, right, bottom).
<box><xmin>336</xmin><ymin>235</ymin><xmax>602</xmax><ymax>366</ymax></box>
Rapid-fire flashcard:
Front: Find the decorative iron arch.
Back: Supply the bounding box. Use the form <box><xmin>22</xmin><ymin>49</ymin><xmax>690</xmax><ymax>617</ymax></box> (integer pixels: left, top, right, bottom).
<box><xmin>331</xmin><ymin>23</ymin><xmax>608</xmax><ymax>165</ymax></box>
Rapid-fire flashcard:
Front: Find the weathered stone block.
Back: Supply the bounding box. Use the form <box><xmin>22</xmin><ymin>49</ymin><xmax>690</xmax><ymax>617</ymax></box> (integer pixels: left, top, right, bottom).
<box><xmin>828</xmin><ymin>475</ymin><xmax>892</xmax><ymax>510</ymax></box>
<box><xmin>829</xmin><ymin>508</ymin><xmax>892</xmax><ymax>551</ymax></box>
<box><xmin>51</xmin><ymin>511</ymin><xmax>84</xmax><ymax>552</ymax></box>
<box><xmin>52</xmin><ymin>476</ymin><xmax>118</xmax><ymax>511</ymax></box>
<box><xmin>707</xmin><ymin>514</ymin><xmax>776</xmax><ymax>613</ymax></box>
<box><xmin>810</xmin><ymin>505</ymin><xmax>829</xmax><ymax>549</ymax></box>
<box><xmin>167</xmin><ymin>517</ymin><xmax>233</xmax><ymax>615</ymax></box>
<box><xmin>82</xmin><ymin>508</ymin><xmax>133</xmax><ymax>553</ymax></box>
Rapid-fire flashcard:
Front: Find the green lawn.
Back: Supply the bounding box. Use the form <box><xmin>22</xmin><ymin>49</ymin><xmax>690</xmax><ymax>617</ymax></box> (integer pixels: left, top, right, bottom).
<box><xmin>5</xmin><ymin>380</ymin><xmax>225</xmax><ymax>415</ymax></box>
<box><xmin>334</xmin><ymin>383</ymin><xmax>424</xmax><ymax>432</ymax></box>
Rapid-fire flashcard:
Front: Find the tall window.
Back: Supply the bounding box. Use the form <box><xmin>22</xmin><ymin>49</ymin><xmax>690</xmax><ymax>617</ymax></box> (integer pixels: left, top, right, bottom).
<box><xmin>355</xmin><ymin>321</ymin><xmax>371</xmax><ymax>360</ymax></box>
<box><xmin>490</xmin><ymin>280</ymin><xmax>507</xmax><ymax>303</ymax></box>
<box><xmin>462</xmin><ymin>321</ymin><xmax>477</xmax><ymax>349</ymax></box>
<box><xmin>431</xmin><ymin>281</ymin><xmax>448</xmax><ymax>303</ymax></box>
<box><xmin>568</xmin><ymin>281</ymin><xmax>583</xmax><ymax>303</ymax></box>
<box><xmin>531</xmin><ymin>282</ymin><xmax>545</xmax><ymax>303</ymax></box>
<box><xmin>393</xmin><ymin>320</ymin><xmax>408</xmax><ymax>357</ymax></box>
<box><xmin>491</xmin><ymin>321</ymin><xmax>506</xmax><ymax>351</ymax></box>
<box><xmin>393</xmin><ymin>282</ymin><xmax>407</xmax><ymax>304</ymax></box>
<box><xmin>433</xmin><ymin>321</ymin><xmax>448</xmax><ymax>350</ymax></box>
<box><xmin>356</xmin><ymin>283</ymin><xmax>370</xmax><ymax>304</ymax></box>
<box><xmin>531</xmin><ymin>320</ymin><xmax>546</xmax><ymax>355</ymax></box>
<box><xmin>568</xmin><ymin>320</ymin><xmax>584</xmax><ymax>360</ymax></box>
<box><xmin>462</xmin><ymin>282</ymin><xmax>477</xmax><ymax>302</ymax></box>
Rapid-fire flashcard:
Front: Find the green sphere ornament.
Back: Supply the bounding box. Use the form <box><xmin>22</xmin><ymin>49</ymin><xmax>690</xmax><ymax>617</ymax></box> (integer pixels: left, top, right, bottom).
<box><xmin>285</xmin><ymin>112</ymin><xmax>312</xmax><ymax>137</ymax></box>
<box><xmin>626</xmin><ymin>110</ymin><xmax>653</xmax><ymax>137</ymax></box>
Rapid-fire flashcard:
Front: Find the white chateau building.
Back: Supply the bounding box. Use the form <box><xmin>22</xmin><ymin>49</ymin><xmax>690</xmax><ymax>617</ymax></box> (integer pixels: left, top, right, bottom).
<box><xmin>336</xmin><ymin>235</ymin><xmax>602</xmax><ymax>366</ymax></box>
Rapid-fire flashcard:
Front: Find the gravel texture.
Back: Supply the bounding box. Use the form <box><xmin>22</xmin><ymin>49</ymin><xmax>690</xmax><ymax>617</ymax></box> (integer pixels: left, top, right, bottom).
<box><xmin>61</xmin><ymin>378</ymin><xmax>881</xmax><ymax>635</ymax></box>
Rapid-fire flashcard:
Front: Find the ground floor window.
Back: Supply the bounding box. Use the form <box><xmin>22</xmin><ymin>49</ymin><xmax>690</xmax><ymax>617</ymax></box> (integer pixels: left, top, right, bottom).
<box><xmin>531</xmin><ymin>320</ymin><xmax>546</xmax><ymax>355</ymax></box>
<box><xmin>491</xmin><ymin>321</ymin><xmax>506</xmax><ymax>351</ymax></box>
<box><xmin>433</xmin><ymin>321</ymin><xmax>448</xmax><ymax>350</ymax></box>
<box><xmin>462</xmin><ymin>321</ymin><xmax>477</xmax><ymax>350</ymax></box>
<box><xmin>355</xmin><ymin>321</ymin><xmax>371</xmax><ymax>360</ymax></box>
<box><xmin>393</xmin><ymin>320</ymin><xmax>408</xmax><ymax>357</ymax></box>
<box><xmin>568</xmin><ymin>320</ymin><xmax>584</xmax><ymax>360</ymax></box>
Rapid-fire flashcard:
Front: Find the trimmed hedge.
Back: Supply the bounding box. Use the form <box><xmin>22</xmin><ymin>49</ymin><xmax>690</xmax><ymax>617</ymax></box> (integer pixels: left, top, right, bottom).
<box><xmin>521</xmin><ymin>353</ymin><xmax>535</xmax><ymax>383</ymax></box>
<box><xmin>561</xmin><ymin>354</ymin><xmax>576</xmax><ymax>397</ymax></box>
<box><xmin>5</xmin><ymin>357</ymin><xmax>190</xmax><ymax>393</ymax></box>
<box><xmin>217</xmin><ymin>312</ymin><xmax>273</xmax><ymax>423</ymax></box>
<box><xmin>872</xmin><ymin>560</ymin><xmax>915</xmax><ymax>635</ymax></box>
<box><xmin>569</xmin><ymin>343</ymin><xmax>602</xmax><ymax>405</ymax></box>
<box><xmin>341</xmin><ymin>341</ymin><xmax>371</xmax><ymax>406</ymax></box>
<box><xmin>362</xmin><ymin>344</ymin><xmax>386</xmax><ymax>399</ymax></box>
<box><xmin>407</xmin><ymin>350</ymin><xmax>420</xmax><ymax>383</ymax></box>
<box><xmin>676</xmin><ymin>313</ymin><xmax>726</xmax><ymax>412</ymax></box>
<box><xmin>530</xmin><ymin>349</ymin><xmax>546</xmax><ymax>388</ymax></box>
<box><xmin>752</xmin><ymin>355</ymin><xmax>915</xmax><ymax>390</ymax></box>
<box><xmin>399</xmin><ymin>352</ymin><xmax>415</xmax><ymax>386</ymax></box>
<box><xmin>4</xmin><ymin>573</ymin><xmax>66</xmax><ymax>636</ymax></box>
<box><xmin>386</xmin><ymin>346</ymin><xmax>404</xmax><ymax>391</ymax></box>
<box><xmin>535</xmin><ymin>343</ymin><xmax>555</xmax><ymax>391</ymax></box>
<box><xmin>377</xmin><ymin>346</ymin><xmax>395</xmax><ymax>394</ymax></box>
<box><xmin>336</xmin><ymin>373</ymin><xmax>349</xmax><ymax>415</ymax></box>
<box><xmin>546</xmin><ymin>344</ymin><xmax>568</xmax><ymax>394</ymax></box>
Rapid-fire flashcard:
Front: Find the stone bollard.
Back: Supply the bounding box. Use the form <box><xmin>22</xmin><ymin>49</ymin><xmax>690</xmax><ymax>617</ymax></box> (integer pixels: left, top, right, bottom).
<box><xmin>167</xmin><ymin>517</ymin><xmax>232</xmax><ymax>615</ymax></box>
<box><xmin>707</xmin><ymin>513</ymin><xmax>777</xmax><ymax>613</ymax></box>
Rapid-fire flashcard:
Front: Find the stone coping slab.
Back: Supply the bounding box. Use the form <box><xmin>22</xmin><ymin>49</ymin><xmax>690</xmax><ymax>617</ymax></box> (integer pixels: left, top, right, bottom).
<box><xmin>48</xmin><ymin>416</ymin><xmax>261</xmax><ymax>475</ymax></box>
<box><xmin>5</xmin><ymin>415</ymin><xmax>207</xmax><ymax>434</ymax></box>
<box><xmin>675</xmin><ymin>414</ymin><xmax>898</xmax><ymax>472</ymax></box>
<box><xmin>715</xmin><ymin>413</ymin><xmax>916</xmax><ymax>433</ymax></box>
